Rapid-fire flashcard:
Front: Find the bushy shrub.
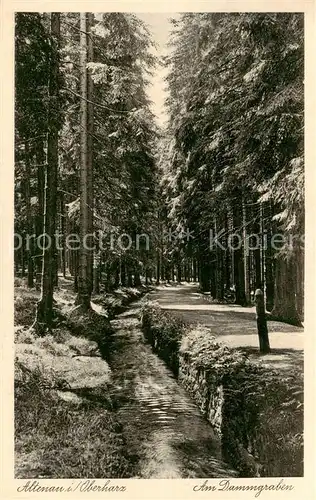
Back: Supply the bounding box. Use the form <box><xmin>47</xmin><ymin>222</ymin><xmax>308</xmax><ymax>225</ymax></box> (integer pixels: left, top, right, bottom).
<box><xmin>141</xmin><ymin>301</ymin><xmax>186</xmax><ymax>375</ymax></box>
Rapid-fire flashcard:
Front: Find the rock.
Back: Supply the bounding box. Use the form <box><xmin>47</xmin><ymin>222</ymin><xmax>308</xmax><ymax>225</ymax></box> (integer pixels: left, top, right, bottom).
<box><xmin>15</xmin><ymin>342</ymin><xmax>111</xmax><ymax>390</ymax></box>
<box><xmin>56</xmin><ymin>391</ymin><xmax>83</xmax><ymax>404</ymax></box>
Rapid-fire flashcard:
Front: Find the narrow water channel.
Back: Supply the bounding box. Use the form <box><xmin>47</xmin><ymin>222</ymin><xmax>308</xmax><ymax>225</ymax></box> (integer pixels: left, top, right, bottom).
<box><xmin>108</xmin><ymin>301</ymin><xmax>237</xmax><ymax>479</ymax></box>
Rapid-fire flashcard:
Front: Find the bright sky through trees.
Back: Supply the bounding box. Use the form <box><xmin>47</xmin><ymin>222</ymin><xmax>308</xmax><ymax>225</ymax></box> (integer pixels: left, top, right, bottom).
<box><xmin>136</xmin><ymin>13</ymin><xmax>179</xmax><ymax>125</ymax></box>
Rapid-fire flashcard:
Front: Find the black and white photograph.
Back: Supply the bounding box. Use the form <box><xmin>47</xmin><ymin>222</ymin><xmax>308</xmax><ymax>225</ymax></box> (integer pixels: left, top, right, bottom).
<box><xmin>3</xmin><ymin>4</ymin><xmax>310</xmax><ymax>491</ymax></box>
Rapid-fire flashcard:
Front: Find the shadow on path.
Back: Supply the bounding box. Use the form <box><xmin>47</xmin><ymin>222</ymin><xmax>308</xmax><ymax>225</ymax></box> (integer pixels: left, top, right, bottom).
<box><xmin>107</xmin><ymin>302</ymin><xmax>237</xmax><ymax>479</ymax></box>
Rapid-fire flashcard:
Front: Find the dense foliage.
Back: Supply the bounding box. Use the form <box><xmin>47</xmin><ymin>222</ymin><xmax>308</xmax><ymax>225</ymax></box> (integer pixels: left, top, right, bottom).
<box><xmin>15</xmin><ymin>12</ymin><xmax>304</xmax><ymax>328</ymax></box>
<box><xmin>159</xmin><ymin>13</ymin><xmax>304</xmax><ymax>323</ymax></box>
<box><xmin>15</xmin><ymin>12</ymin><xmax>159</xmax><ymax>330</ymax></box>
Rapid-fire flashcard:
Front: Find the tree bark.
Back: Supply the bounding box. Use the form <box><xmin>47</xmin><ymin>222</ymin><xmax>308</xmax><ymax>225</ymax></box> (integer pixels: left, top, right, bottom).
<box><xmin>253</xmin><ymin>218</ymin><xmax>262</xmax><ymax>290</ymax></box>
<box><xmin>156</xmin><ymin>251</ymin><xmax>160</xmax><ymax>284</ymax></box>
<box><xmin>193</xmin><ymin>259</ymin><xmax>197</xmax><ymax>282</ymax></box>
<box><xmin>242</xmin><ymin>198</ymin><xmax>250</xmax><ymax>304</ymax></box>
<box><xmin>214</xmin><ymin>218</ymin><xmax>224</xmax><ymax>300</ymax></box>
<box><xmin>76</xmin><ymin>13</ymin><xmax>94</xmax><ymax>310</ymax></box>
<box><xmin>234</xmin><ymin>204</ymin><xmax>246</xmax><ymax>305</ymax></box>
<box><xmin>87</xmin><ymin>12</ymin><xmax>94</xmax><ymax>294</ymax></box>
<box><xmin>35</xmin><ymin>13</ymin><xmax>60</xmax><ymax>333</ymax></box>
<box><xmin>120</xmin><ymin>259</ymin><xmax>127</xmax><ymax>286</ymax></box>
<box><xmin>127</xmin><ymin>265</ymin><xmax>133</xmax><ymax>287</ymax></box>
<box><xmin>200</xmin><ymin>256</ymin><xmax>210</xmax><ymax>292</ymax></box>
<box><xmin>176</xmin><ymin>261</ymin><xmax>182</xmax><ymax>283</ymax></box>
<box><xmin>24</xmin><ymin>142</ymin><xmax>34</xmax><ymax>288</ymax></box>
<box><xmin>271</xmin><ymin>256</ymin><xmax>301</xmax><ymax>325</ymax></box>
<box><xmin>92</xmin><ymin>244</ymin><xmax>100</xmax><ymax>295</ymax></box>
<box><xmin>234</xmin><ymin>248</ymin><xmax>246</xmax><ymax>305</ymax></box>
<box><xmin>35</xmin><ymin>140</ymin><xmax>45</xmax><ymax>288</ymax></box>
<box><xmin>295</xmin><ymin>248</ymin><xmax>304</xmax><ymax>321</ymax></box>
<box><xmin>134</xmin><ymin>268</ymin><xmax>141</xmax><ymax>287</ymax></box>
<box><xmin>58</xmin><ymin>188</ymin><xmax>66</xmax><ymax>278</ymax></box>
<box><xmin>265</xmin><ymin>210</ymin><xmax>275</xmax><ymax>312</ymax></box>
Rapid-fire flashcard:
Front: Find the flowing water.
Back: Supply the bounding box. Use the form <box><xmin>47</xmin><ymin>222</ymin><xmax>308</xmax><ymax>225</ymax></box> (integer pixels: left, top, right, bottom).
<box><xmin>108</xmin><ymin>302</ymin><xmax>237</xmax><ymax>479</ymax></box>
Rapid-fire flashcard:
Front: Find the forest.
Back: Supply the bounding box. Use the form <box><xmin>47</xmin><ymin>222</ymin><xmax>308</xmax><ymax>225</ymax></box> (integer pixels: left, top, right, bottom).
<box><xmin>13</xmin><ymin>12</ymin><xmax>304</xmax><ymax>479</ymax></box>
<box><xmin>15</xmin><ymin>12</ymin><xmax>304</xmax><ymax>330</ymax></box>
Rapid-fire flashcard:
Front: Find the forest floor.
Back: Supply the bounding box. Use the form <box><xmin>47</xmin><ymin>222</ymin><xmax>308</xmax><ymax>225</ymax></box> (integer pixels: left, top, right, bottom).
<box><xmin>14</xmin><ymin>277</ymin><xmax>150</xmax><ymax>478</ymax></box>
<box><xmin>150</xmin><ymin>283</ymin><xmax>304</xmax><ymax>374</ymax></box>
<box><xmin>14</xmin><ymin>278</ymin><xmax>238</xmax><ymax>479</ymax></box>
<box><xmin>14</xmin><ymin>279</ymin><xmax>303</xmax><ymax>478</ymax></box>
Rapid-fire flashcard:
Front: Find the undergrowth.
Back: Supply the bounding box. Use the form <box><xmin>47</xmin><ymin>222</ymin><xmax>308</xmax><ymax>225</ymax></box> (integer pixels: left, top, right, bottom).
<box><xmin>15</xmin><ymin>361</ymin><xmax>137</xmax><ymax>478</ymax></box>
<box><xmin>14</xmin><ymin>281</ymin><xmax>148</xmax><ymax>478</ymax></box>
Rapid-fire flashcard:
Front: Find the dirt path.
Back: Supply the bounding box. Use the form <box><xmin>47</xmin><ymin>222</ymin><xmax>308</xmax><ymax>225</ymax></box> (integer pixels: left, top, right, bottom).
<box><xmin>150</xmin><ymin>283</ymin><xmax>304</xmax><ymax>371</ymax></box>
<box><xmin>108</xmin><ymin>302</ymin><xmax>237</xmax><ymax>479</ymax></box>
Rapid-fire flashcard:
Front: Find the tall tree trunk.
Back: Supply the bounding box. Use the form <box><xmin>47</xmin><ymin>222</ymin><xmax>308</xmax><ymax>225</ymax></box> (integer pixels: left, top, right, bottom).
<box><xmin>59</xmin><ymin>189</ymin><xmax>66</xmax><ymax>278</ymax></box>
<box><xmin>233</xmin><ymin>202</ymin><xmax>246</xmax><ymax>305</ymax></box>
<box><xmin>188</xmin><ymin>259</ymin><xmax>192</xmax><ymax>282</ymax></box>
<box><xmin>165</xmin><ymin>261</ymin><xmax>171</xmax><ymax>283</ymax></box>
<box><xmin>35</xmin><ymin>140</ymin><xmax>45</xmax><ymax>288</ymax></box>
<box><xmin>161</xmin><ymin>256</ymin><xmax>165</xmax><ymax>281</ymax></box>
<box><xmin>21</xmin><ymin>237</ymin><xmax>25</xmax><ymax>278</ymax></box>
<box><xmin>134</xmin><ymin>268</ymin><xmax>141</xmax><ymax>287</ymax></box>
<box><xmin>234</xmin><ymin>248</ymin><xmax>246</xmax><ymax>305</ymax></box>
<box><xmin>156</xmin><ymin>251</ymin><xmax>160</xmax><ymax>284</ymax></box>
<box><xmin>224</xmin><ymin>212</ymin><xmax>231</xmax><ymax>293</ymax></box>
<box><xmin>176</xmin><ymin>261</ymin><xmax>182</xmax><ymax>283</ymax></box>
<box><xmin>242</xmin><ymin>198</ymin><xmax>250</xmax><ymax>304</ymax></box>
<box><xmin>183</xmin><ymin>261</ymin><xmax>188</xmax><ymax>282</ymax></box>
<box><xmin>214</xmin><ymin>218</ymin><xmax>224</xmax><ymax>300</ymax></box>
<box><xmin>92</xmin><ymin>242</ymin><xmax>100</xmax><ymax>295</ymax></box>
<box><xmin>104</xmin><ymin>261</ymin><xmax>111</xmax><ymax>291</ymax></box>
<box><xmin>295</xmin><ymin>248</ymin><xmax>304</xmax><ymax>321</ymax></box>
<box><xmin>114</xmin><ymin>261</ymin><xmax>120</xmax><ymax>288</ymax></box>
<box><xmin>127</xmin><ymin>264</ymin><xmax>133</xmax><ymax>287</ymax></box>
<box><xmin>76</xmin><ymin>13</ymin><xmax>93</xmax><ymax>310</ymax></box>
<box><xmin>24</xmin><ymin>142</ymin><xmax>34</xmax><ymax>288</ymax></box>
<box><xmin>74</xmin><ymin>250</ymin><xmax>79</xmax><ymax>292</ymax></box>
<box><xmin>210</xmin><ymin>258</ymin><xmax>216</xmax><ymax>298</ymax></box>
<box><xmin>93</xmin><ymin>257</ymin><xmax>100</xmax><ymax>294</ymax></box>
<box><xmin>120</xmin><ymin>259</ymin><xmax>127</xmax><ymax>286</ymax></box>
<box><xmin>145</xmin><ymin>267</ymin><xmax>149</xmax><ymax>285</ymax></box>
<box><xmin>265</xmin><ymin>206</ymin><xmax>275</xmax><ymax>311</ymax></box>
<box><xmin>87</xmin><ymin>12</ymin><xmax>94</xmax><ymax>294</ymax></box>
<box><xmin>260</xmin><ymin>202</ymin><xmax>265</xmax><ymax>293</ymax></box>
<box><xmin>192</xmin><ymin>259</ymin><xmax>197</xmax><ymax>282</ymax></box>
<box><xmin>35</xmin><ymin>13</ymin><xmax>60</xmax><ymax>332</ymax></box>
<box><xmin>272</xmin><ymin>256</ymin><xmax>301</xmax><ymax>325</ymax></box>
<box><xmin>253</xmin><ymin>217</ymin><xmax>262</xmax><ymax>290</ymax></box>
<box><xmin>200</xmin><ymin>254</ymin><xmax>210</xmax><ymax>292</ymax></box>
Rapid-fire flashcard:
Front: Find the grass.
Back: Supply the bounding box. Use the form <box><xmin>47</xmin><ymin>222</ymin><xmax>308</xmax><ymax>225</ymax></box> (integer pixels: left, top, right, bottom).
<box><xmin>15</xmin><ymin>362</ymin><xmax>137</xmax><ymax>478</ymax></box>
